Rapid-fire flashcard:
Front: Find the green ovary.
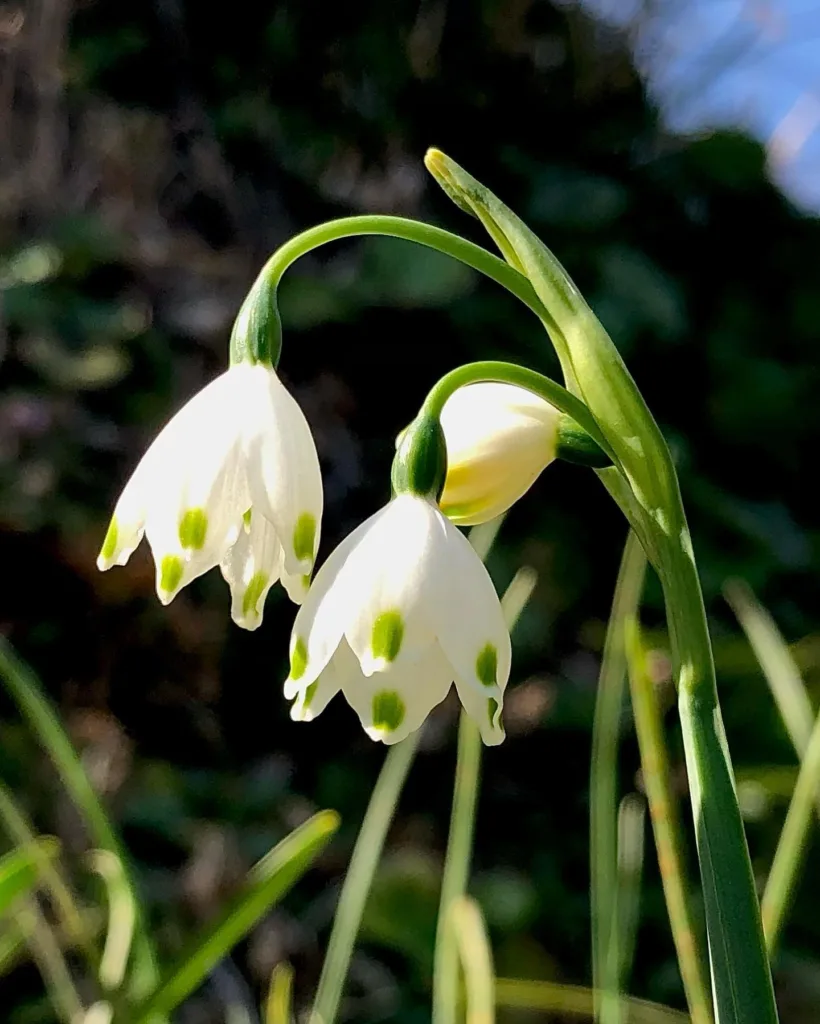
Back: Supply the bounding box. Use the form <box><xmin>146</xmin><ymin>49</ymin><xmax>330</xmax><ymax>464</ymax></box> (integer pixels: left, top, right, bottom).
<box><xmin>372</xmin><ymin>690</ymin><xmax>406</xmax><ymax>732</ymax></box>
<box><xmin>371</xmin><ymin>611</ymin><xmax>404</xmax><ymax>663</ymax></box>
<box><xmin>179</xmin><ymin>508</ymin><xmax>208</xmax><ymax>550</ymax></box>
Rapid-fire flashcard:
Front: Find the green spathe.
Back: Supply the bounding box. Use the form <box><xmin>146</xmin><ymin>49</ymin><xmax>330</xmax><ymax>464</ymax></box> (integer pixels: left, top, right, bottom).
<box><xmin>425</xmin><ymin>148</ymin><xmax>778</xmax><ymax>1024</ymax></box>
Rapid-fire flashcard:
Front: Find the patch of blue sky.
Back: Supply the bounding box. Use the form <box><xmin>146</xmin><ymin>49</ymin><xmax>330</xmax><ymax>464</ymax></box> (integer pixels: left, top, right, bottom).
<box><xmin>576</xmin><ymin>0</ymin><xmax>820</xmax><ymax>212</ymax></box>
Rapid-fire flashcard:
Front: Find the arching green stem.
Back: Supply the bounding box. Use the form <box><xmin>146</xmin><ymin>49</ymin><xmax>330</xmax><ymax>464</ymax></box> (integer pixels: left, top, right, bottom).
<box><xmin>229</xmin><ymin>216</ymin><xmax>559</xmax><ymax>366</ymax></box>
<box><xmin>420</xmin><ymin>359</ymin><xmax>617</xmax><ymax>467</ymax></box>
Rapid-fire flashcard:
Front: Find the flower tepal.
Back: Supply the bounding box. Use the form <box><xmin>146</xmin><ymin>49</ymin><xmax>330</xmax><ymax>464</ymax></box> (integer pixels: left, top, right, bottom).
<box><xmin>438</xmin><ymin>381</ymin><xmax>560</xmax><ymax>526</ymax></box>
<box><xmin>285</xmin><ymin>416</ymin><xmax>511</xmax><ymax>745</ymax></box>
<box><xmin>97</xmin><ymin>361</ymin><xmax>322</xmax><ymax>629</ymax></box>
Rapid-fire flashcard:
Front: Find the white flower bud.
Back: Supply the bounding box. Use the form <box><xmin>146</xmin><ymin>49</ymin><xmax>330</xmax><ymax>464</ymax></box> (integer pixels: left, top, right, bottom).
<box><xmin>438</xmin><ymin>382</ymin><xmax>560</xmax><ymax>526</ymax></box>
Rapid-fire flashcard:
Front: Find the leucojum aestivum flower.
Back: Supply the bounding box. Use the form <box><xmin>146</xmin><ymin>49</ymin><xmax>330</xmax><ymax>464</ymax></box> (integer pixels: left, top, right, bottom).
<box><xmin>98</xmin><ymin>151</ymin><xmax>779</xmax><ymax>1024</ymax></box>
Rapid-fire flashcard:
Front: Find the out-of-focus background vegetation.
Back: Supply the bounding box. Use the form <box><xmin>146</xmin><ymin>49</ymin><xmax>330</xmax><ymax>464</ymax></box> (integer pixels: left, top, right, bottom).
<box><xmin>2</xmin><ymin>0</ymin><xmax>819</xmax><ymax>1020</ymax></box>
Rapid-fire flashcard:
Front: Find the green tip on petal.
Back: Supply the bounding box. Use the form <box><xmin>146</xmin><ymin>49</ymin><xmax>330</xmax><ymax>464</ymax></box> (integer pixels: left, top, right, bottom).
<box><xmin>371</xmin><ymin>610</ymin><xmax>404</xmax><ymax>664</ymax></box>
<box><xmin>290</xmin><ymin>636</ymin><xmax>308</xmax><ymax>681</ymax></box>
<box><xmin>302</xmin><ymin>679</ymin><xmax>320</xmax><ymax>711</ymax></box>
<box><xmin>293</xmin><ymin>513</ymin><xmax>317</xmax><ymax>566</ymax></box>
<box><xmin>179</xmin><ymin>508</ymin><xmax>208</xmax><ymax>550</ymax></box>
<box><xmin>488</xmin><ymin>696</ymin><xmax>502</xmax><ymax>730</ymax></box>
<box><xmin>159</xmin><ymin>555</ymin><xmax>184</xmax><ymax>596</ymax></box>
<box><xmin>242</xmin><ymin>572</ymin><xmax>269</xmax><ymax>619</ymax></box>
<box><xmin>476</xmin><ymin>643</ymin><xmax>498</xmax><ymax>687</ymax></box>
<box><xmin>372</xmin><ymin>690</ymin><xmax>406</xmax><ymax>733</ymax></box>
<box><xmin>242</xmin><ymin>508</ymin><xmax>253</xmax><ymax>528</ymax></box>
<box><xmin>99</xmin><ymin>517</ymin><xmax>119</xmax><ymax>564</ymax></box>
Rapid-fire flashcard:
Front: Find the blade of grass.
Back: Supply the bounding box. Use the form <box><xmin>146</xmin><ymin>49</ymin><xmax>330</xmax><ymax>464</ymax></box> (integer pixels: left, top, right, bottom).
<box><xmin>495</xmin><ymin>978</ymin><xmax>690</xmax><ymax>1023</ymax></box>
<box><xmin>723</xmin><ymin>579</ymin><xmax>820</xmax><ymax>955</ymax></box>
<box><xmin>761</xmin><ymin>706</ymin><xmax>820</xmax><ymax>954</ymax></box>
<box><xmin>16</xmin><ymin>897</ymin><xmax>85</xmax><ymax>1024</ymax></box>
<box><xmin>134</xmin><ymin>809</ymin><xmax>338</xmax><ymax>1023</ymax></box>
<box><xmin>433</xmin><ymin>565</ymin><xmax>538</xmax><ymax>1024</ymax></box>
<box><xmin>625</xmin><ymin>620</ymin><xmax>711</xmax><ymax>1024</ymax></box>
<box><xmin>590</xmin><ymin>530</ymin><xmax>647</xmax><ymax>1023</ymax></box>
<box><xmin>723</xmin><ymin>580</ymin><xmax>813</xmax><ymax>756</ymax></box>
<box><xmin>308</xmin><ymin>735</ymin><xmax>420</xmax><ymax>1024</ymax></box>
<box><xmin>0</xmin><ymin>838</ymin><xmax>60</xmax><ymax>913</ymax></box>
<box><xmin>449</xmin><ymin>896</ymin><xmax>495</xmax><ymax>1024</ymax></box>
<box><xmin>0</xmin><ymin>780</ymin><xmax>93</xmax><ymax>963</ymax></box>
<box><xmin>610</xmin><ymin>794</ymin><xmax>646</xmax><ymax>994</ymax></box>
<box><xmin>0</xmin><ymin>638</ymin><xmax>160</xmax><ymax>1000</ymax></box>
<box><xmin>265</xmin><ymin>962</ymin><xmax>294</xmax><ymax>1024</ymax></box>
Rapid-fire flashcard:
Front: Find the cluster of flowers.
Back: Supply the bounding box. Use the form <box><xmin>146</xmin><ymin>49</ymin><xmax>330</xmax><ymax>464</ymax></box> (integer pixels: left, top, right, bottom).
<box><xmin>97</xmin><ymin>354</ymin><xmax>563</xmax><ymax>746</ymax></box>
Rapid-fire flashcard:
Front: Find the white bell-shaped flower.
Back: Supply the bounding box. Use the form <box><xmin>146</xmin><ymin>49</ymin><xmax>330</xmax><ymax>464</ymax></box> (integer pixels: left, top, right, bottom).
<box><xmin>97</xmin><ymin>361</ymin><xmax>322</xmax><ymax>628</ymax></box>
<box><xmin>284</xmin><ymin>493</ymin><xmax>511</xmax><ymax>745</ymax></box>
<box><xmin>438</xmin><ymin>382</ymin><xmax>560</xmax><ymax>526</ymax></box>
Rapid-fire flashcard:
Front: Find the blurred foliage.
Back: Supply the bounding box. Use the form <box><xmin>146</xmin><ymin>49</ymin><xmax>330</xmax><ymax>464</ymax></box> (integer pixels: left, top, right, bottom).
<box><xmin>2</xmin><ymin>0</ymin><xmax>820</xmax><ymax>1021</ymax></box>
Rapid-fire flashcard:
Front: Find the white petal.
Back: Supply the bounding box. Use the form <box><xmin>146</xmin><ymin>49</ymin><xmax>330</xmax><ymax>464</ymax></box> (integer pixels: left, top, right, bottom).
<box><xmin>439</xmin><ymin>381</ymin><xmax>559</xmax><ymax>526</ymax></box>
<box><xmin>429</xmin><ymin>510</ymin><xmax>511</xmax><ymax>711</ymax></box>
<box><xmin>289</xmin><ymin>640</ymin><xmax>357</xmax><ymax>722</ymax></box>
<box><xmin>220</xmin><ymin>510</ymin><xmax>283</xmax><ymax>630</ymax></box>
<box><xmin>242</xmin><ymin>366</ymin><xmax>323</xmax><ymax>577</ymax></box>
<box><xmin>452</xmin><ymin>671</ymin><xmax>506</xmax><ymax>745</ymax></box>
<box><xmin>339</xmin><ymin>496</ymin><xmax>441</xmax><ymax>675</ymax></box>
<box><xmin>341</xmin><ymin>640</ymin><xmax>454</xmax><ymax>745</ymax></box>
<box><xmin>284</xmin><ymin>510</ymin><xmax>388</xmax><ymax>698</ymax></box>
<box><xmin>97</xmin><ymin>457</ymin><xmax>151</xmax><ymax>570</ymax></box>
<box><xmin>138</xmin><ymin>368</ymin><xmax>253</xmax><ymax>603</ymax></box>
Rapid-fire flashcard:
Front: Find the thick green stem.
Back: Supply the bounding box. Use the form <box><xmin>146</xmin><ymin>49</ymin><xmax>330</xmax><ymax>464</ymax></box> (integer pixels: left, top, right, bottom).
<box><xmin>658</xmin><ymin>537</ymin><xmax>778</xmax><ymax>1024</ymax></box>
<box><xmin>309</xmin><ymin>734</ymin><xmax>420</xmax><ymax>1024</ymax></box>
<box><xmin>433</xmin><ymin>714</ymin><xmax>483</xmax><ymax>1024</ymax></box>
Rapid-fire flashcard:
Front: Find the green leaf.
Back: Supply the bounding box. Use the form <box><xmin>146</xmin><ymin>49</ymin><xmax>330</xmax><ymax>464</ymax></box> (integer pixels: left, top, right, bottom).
<box><xmin>0</xmin><ymin>637</ymin><xmax>161</xmax><ymax>1002</ymax></box>
<box><xmin>133</xmin><ymin>810</ymin><xmax>339</xmax><ymax>1022</ymax></box>
<box><xmin>0</xmin><ymin>838</ymin><xmax>59</xmax><ymax>916</ymax></box>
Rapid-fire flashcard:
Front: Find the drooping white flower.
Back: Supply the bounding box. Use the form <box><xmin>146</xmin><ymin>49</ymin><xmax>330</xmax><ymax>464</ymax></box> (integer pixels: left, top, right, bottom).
<box><xmin>284</xmin><ymin>493</ymin><xmax>511</xmax><ymax>745</ymax></box>
<box><xmin>97</xmin><ymin>362</ymin><xmax>322</xmax><ymax>628</ymax></box>
<box><xmin>437</xmin><ymin>382</ymin><xmax>560</xmax><ymax>526</ymax></box>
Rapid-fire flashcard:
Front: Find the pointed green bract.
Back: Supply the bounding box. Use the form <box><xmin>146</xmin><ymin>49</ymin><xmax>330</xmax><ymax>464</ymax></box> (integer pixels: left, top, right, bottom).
<box><xmin>371</xmin><ymin>611</ymin><xmax>404</xmax><ymax>663</ymax></box>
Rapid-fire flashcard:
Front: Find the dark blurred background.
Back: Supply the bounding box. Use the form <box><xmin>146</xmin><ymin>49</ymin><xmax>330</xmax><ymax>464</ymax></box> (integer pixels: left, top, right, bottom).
<box><xmin>2</xmin><ymin>0</ymin><xmax>820</xmax><ymax>1021</ymax></box>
